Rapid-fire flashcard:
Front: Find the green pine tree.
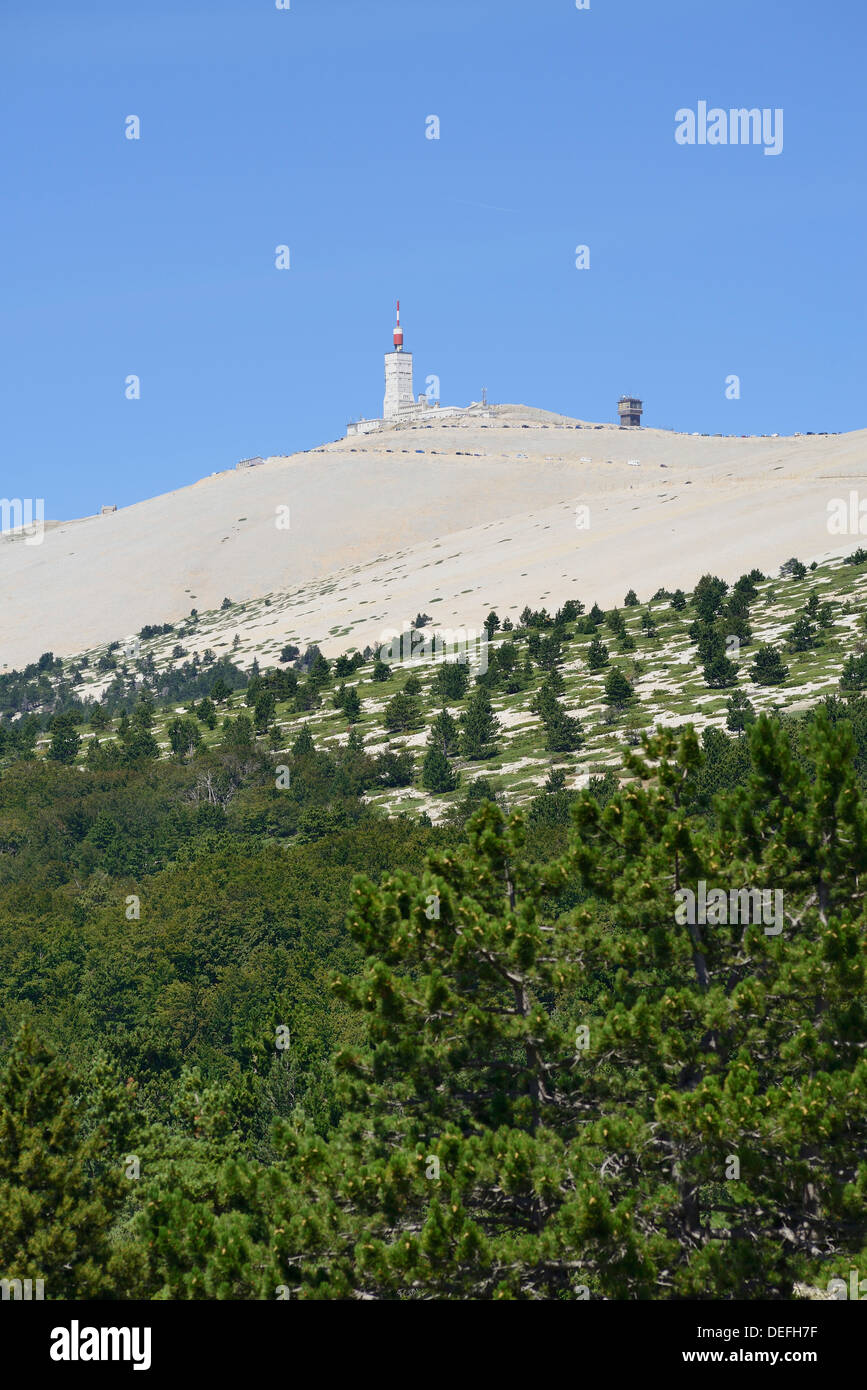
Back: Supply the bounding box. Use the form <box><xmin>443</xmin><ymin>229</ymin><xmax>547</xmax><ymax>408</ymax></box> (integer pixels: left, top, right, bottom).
<box><xmin>586</xmin><ymin>635</ymin><xmax>609</xmax><ymax>671</ymax></box>
<box><xmin>703</xmin><ymin>652</ymin><xmax>739</xmax><ymax>688</ymax></box>
<box><xmin>788</xmin><ymin>615</ymin><xmax>819</xmax><ymax>652</ymax></box>
<box><xmin>168</xmin><ymin>715</ymin><xmax>202</xmax><ymax>758</ymax></box>
<box><xmin>384</xmin><ymin>691</ymin><xmax>422</xmax><ymax>733</ymax></box>
<box><xmin>342</xmin><ymin>686</ymin><xmax>362</xmax><ymax>723</ymax></box>
<box><xmin>421</xmin><ymin>741</ymin><xmax>460</xmax><ymax>792</ymax></box>
<box><xmin>429</xmin><ymin>708</ymin><xmax>459</xmax><ymax>756</ymax></box>
<box><xmin>432</xmin><ymin>660</ymin><xmax>471</xmax><ymax>703</ymax></box>
<box><xmin>48</xmin><ymin>713</ymin><xmax>81</xmax><ymax>764</ymax></box>
<box><xmin>291</xmin><ymin>724</ymin><xmax>315</xmax><ymax>755</ymax></box>
<box><xmin>532</xmin><ymin>678</ymin><xmax>584</xmax><ymax>753</ymax></box>
<box><xmin>604</xmin><ymin>667</ymin><xmax>634</xmax><ymax>709</ymax></box>
<box><xmin>0</xmin><ymin>1025</ymin><xmax>144</xmax><ymax>1298</ymax></box>
<box><xmin>725</xmin><ymin>689</ymin><xmax>755</xmax><ymax>735</ymax></box>
<box><xmin>459</xmin><ymin>688</ymin><xmax>501</xmax><ymax>759</ymax></box>
<box><xmin>749</xmin><ymin>645</ymin><xmax>789</xmax><ymax>686</ymax></box>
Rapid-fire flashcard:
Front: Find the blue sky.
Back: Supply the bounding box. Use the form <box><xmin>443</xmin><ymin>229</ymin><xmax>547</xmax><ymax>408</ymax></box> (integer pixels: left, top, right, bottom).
<box><xmin>2</xmin><ymin>0</ymin><xmax>865</xmax><ymax>519</ymax></box>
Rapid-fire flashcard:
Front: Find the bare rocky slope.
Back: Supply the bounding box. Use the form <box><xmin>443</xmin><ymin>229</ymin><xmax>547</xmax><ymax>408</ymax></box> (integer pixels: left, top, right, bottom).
<box><xmin>2</xmin><ymin>403</ymin><xmax>864</xmax><ymax>669</ymax></box>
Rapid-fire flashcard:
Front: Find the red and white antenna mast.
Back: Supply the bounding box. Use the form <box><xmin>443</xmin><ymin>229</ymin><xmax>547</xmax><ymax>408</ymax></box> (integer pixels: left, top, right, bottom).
<box><xmin>393</xmin><ymin>299</ymin><xmax>404</xmax><ymax>352</ymax></box>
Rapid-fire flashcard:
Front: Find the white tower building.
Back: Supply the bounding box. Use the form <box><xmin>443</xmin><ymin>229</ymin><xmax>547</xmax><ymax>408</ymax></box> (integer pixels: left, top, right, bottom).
<box><xmin>383</xmin><ymin>300</ymin><xmax>415</xmax><ymax>420</ymax></box>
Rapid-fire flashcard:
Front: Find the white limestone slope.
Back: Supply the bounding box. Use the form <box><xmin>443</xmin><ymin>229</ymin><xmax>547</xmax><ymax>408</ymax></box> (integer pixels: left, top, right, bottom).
<box><xmin>1</xmin><ymin>403</ymin><xmax>865</xmax><ymax>669</ymax></box>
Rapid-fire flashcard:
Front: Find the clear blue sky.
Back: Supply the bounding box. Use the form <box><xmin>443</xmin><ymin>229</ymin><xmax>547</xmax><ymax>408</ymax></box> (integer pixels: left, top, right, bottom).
<box><xmin>2</xmin><ymin>0</ymin><xmax>865</xmax><ymax>520</ymax></box>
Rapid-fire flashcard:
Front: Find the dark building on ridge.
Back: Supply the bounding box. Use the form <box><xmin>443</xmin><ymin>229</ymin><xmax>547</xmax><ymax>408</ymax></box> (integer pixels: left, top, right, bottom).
<box><xmin>618</xmin><ymin>396</ymin><xmax>644</xmax><ymax>428</ymax></box>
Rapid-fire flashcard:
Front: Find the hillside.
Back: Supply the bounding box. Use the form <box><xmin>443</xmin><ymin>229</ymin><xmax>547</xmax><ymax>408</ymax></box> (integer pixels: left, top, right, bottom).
<box><xmin>2</xmin><ymin>402</ymin><xmax>864</xmax><ymax>671</ymax></box>
<box><xmin>11</xmin><ymin>546</ymin><xmax>867</xmax><ymax>823</ymax></box>
<box><xmin>3</xmin><ymin>541</ymin><xmax>867</xmax><ymax>1307</ymax></box>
